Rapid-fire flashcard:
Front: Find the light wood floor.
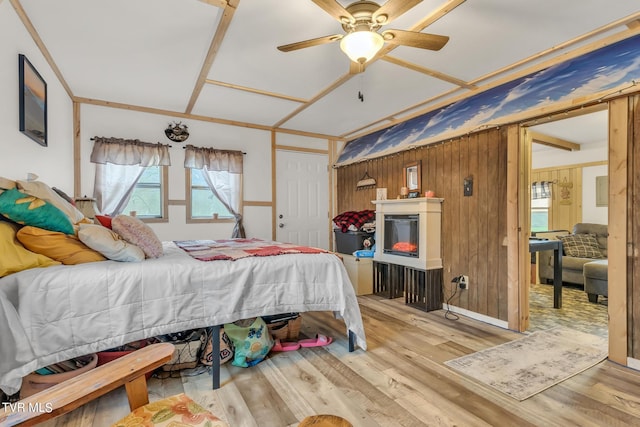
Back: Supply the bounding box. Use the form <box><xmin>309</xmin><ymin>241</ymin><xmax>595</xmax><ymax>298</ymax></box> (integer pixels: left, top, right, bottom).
<box><xmin>40</xmin><ymin>295</ymin><xmax>640</xmax><ymax>427</ymax></box>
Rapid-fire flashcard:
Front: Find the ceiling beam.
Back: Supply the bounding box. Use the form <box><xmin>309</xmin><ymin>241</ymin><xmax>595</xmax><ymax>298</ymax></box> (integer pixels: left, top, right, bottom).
<box><xmin>198</xmin><ymin>0</ymin><xmax>227</xmax><ymax>8</ymax></box>
<box><xmin>75</xmin><ymin>96</ymin><xmax>343</xmax><ymax>141</ymax></box>
<box><xmin>9</xmin><ymin>0</ymin><xmax>74</xmax><ymax>99</ymax></box>
<box><xmin>627</xmin><ymin>19</ymin><xmax>640</xmax><ymax>29</ymax></box>
<box><xmin>272</xmin><ymin>0</ymin><xmax>467</xmax><ymax>128</ymax></box>
<box><xmin>530</xmin><ymin>131</ymin><xmax>581</xmax><ymax>151</ymax></box>
<box><xmin>381</xmin><ymin>55</ymin><xmax>476</xmax><ymax>89</ymax></box>
<box><xmin>205</xmin><ymin>79</ymin><xmax>308</xmax><ymax>103</ymax></box>
<box><xmin>185</xmin><ymin>0</ymin><xmax>239</xmax><ymax>114</ymax></box>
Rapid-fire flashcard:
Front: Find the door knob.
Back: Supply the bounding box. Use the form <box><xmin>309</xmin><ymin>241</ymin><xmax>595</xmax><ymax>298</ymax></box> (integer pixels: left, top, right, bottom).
<box><xmin>278</xmin><ymin>223</ymin><xmax>284</xmax><ymax>228</ymax></box>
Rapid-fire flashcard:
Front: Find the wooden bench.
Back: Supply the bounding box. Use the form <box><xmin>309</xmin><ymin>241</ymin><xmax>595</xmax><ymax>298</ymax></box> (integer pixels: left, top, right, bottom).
<box><xmin>0</xmin><ymin>343</ymin><xmax>174</xmax><ymax>427</ymax></box>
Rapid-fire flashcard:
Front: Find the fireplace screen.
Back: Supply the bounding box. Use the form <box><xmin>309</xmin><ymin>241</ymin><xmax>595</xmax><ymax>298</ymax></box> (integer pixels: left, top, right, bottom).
<box><xmin>383</xmin><ymin>214</ymin><xmax>419</xmax><ymax>258</ymax></box>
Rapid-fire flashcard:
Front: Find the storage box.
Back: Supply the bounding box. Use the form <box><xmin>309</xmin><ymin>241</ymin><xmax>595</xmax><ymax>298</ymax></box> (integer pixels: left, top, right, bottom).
<box><xmin>342</xmin><ymin>254</ymin><xmax>373</xmax><ymax>295</ymax></box>
<box><xmin>334</xmin><ymin>230</ymin><xmax>374</xmax><ymax>254</ymax></box>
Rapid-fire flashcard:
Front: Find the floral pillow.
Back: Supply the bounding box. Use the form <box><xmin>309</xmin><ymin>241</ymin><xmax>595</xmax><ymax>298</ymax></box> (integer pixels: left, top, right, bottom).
<box><xmin>0</xmin><ymin>188</ymin><xmax>74</xmax><ymax>235</ymax></box>
<box><xmin>111</xmin><ymin>393</ymin><xmax>228</xmax><ymax>427</ymax></box>
<box><xmin>559</xmin><ymin>233</ymin><xmax>604</xmax><ymax>259</ymax></box>
<box><xmin>111</xmin><ymin>215</ymin><xmax>163</xmax><ymax>258</ymax></box>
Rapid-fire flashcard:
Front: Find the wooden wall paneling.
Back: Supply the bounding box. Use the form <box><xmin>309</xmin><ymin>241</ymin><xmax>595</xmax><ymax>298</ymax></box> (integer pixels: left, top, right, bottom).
<box><xmin>486</xmin><ymin>129</ymin><xmax>501</xmax><ymax>319</ymax></box>
<box><xmin>630</xmin><ymin>95</ymin><xmax>640</xmax><ymax>359</ymax></box>
<box><xmin>467</xmin><ymin>133</ymin><xmax>480</xmax><ymax>314</ymax></box>
<box><xmin>476</xmin><ymin>131</ymin><xmax>490</xmax><ymax>315</ymax></box>
<box><xmin>450</xmin><ymin>137</ymin><xmax>463</xmax><ymax>306</ymax></box>
<box><xmin>608</xmin><ymin>97</ymin><xmax>629</xmax><ymax>364</ymax></box>
<box><xmin>458</xmin><ymin>136</ymin><xmax>470</xmax><ymax>309</ymax></box>
<box><xmin>497</xmin><ymin>129</ymin><xmax>509</xmax><ymax>320</ymax></box>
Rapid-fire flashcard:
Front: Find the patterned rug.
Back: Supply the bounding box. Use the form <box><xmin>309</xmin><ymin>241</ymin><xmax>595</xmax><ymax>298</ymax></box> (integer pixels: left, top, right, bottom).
<box><xmin>445</xmin><ymin>327</ymin><xmax>608</xmax><ymax>401</ymax></box>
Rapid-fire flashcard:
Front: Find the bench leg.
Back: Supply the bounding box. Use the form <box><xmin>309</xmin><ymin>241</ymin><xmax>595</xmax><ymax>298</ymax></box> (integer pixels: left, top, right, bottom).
<box><xmin>125</xmin><ymin>375</ymin><xmax>150</xmax><ymax>411</ymax></box>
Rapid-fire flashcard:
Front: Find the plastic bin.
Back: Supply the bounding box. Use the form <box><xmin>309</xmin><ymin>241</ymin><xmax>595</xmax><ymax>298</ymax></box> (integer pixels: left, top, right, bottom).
<box><xmin>334</xmin><ymin>230</ymin><xmax>374</xmax><ymax>254</ymax></box>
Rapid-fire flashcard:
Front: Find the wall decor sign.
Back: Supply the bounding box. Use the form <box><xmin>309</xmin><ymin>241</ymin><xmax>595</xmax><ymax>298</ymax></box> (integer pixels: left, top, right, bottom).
<box><xmin>19</xmin><ymin>54</ymin><xmax>47</xmax><ymax>147</ymax></box>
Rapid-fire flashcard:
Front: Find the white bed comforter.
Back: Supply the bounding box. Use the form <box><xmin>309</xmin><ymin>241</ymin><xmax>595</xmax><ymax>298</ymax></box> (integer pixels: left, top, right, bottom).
<box><xmin>0</xmin><ymin>242</ymin><xmax>366</xmax><ymax>395</ymax></box>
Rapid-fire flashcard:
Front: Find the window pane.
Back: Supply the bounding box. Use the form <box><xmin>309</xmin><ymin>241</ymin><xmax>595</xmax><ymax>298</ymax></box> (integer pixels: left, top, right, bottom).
<box><xmin>531</xmin><ymin>209</ymin><xmax>549</xmax><ymax>232</ymax></box>
<box><xmin>191</xmin><ymin>170</ymin><xmax>233</xmax><ymax>218</ymax></box>
<box><xmin>123</xmin><ymin>166</ymin><xmax>162</xmax><ymax>218</ymax></box>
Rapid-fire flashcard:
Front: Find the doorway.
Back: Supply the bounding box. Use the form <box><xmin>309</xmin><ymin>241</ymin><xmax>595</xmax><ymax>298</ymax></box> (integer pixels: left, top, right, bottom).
<box><xmin>275</xmin><ymin>149</ymin><xmax>329</xmax><ymax>249</ymax></box>
<box><xmin>526</xmin><ymin>108</ymin><xmax>609</xmax><ymax>338</ymax></box>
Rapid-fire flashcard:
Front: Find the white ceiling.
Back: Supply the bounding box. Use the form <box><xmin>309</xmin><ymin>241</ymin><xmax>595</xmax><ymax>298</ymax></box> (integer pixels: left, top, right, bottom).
<box><xmin>14</xmin><ymin>0</ymin><xmax>640</xmax><ymax>143</ymax></box>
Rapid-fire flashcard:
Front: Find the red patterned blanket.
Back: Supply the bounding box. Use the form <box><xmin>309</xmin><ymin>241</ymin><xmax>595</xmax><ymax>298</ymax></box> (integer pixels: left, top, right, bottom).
<box><xmin>174</xmin><ymin>238</ymin><xmax>329</xmax><ymax>261</ymax></box>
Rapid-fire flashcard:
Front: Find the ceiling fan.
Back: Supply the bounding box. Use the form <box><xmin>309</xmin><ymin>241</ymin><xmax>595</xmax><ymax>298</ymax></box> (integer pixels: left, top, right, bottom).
<box><xmin>277</xmin><ymin>0</ymin><xmax>449</xmax><ymax>66</ymax></box>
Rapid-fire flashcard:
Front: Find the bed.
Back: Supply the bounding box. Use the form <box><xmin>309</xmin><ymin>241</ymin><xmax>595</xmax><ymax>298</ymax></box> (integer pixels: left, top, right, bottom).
<box><xmin>0</xmin><ymin>239</ymin><xmax>367</xmax><ymax>395</ymax></box>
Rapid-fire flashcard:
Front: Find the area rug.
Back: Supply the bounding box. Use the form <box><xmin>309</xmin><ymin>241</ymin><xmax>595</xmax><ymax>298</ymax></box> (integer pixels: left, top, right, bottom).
<box><xmin>444</xmin><ymin>327</ymin><xmax>608</xmax><ymax>400</ymax></box>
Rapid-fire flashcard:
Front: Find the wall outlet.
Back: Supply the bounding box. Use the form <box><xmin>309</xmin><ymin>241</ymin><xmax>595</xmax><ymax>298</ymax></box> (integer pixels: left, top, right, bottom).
<box><xmin>459</xmin><ymin>275</ymin><xmax>469</xmax><ymax>290</ymax></box>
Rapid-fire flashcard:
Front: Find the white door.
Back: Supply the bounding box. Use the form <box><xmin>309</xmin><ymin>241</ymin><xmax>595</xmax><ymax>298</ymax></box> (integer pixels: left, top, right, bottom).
<box><xmin>276</xmin><ymin>150</ymin><xmax>329</xmax><ymax>249</ymax></box>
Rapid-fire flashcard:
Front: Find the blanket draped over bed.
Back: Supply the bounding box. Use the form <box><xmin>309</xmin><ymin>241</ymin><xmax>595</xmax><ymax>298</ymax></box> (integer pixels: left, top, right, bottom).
<box><xmin>174</xmin><ymin>238</ymin><xmax>329</xmax><ymax>261</ymax></box>
<box><xmin>0</xmin><ymin>241</ymin><xmax>367</xmax><ymax>395</ymax></box>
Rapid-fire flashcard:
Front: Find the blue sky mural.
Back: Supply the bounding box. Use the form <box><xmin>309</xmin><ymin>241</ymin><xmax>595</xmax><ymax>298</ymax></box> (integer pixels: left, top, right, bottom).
<box><xmin>337</xmin><ymin>34</ymin><xmax>640</xmax><ymax>165</ymax></box>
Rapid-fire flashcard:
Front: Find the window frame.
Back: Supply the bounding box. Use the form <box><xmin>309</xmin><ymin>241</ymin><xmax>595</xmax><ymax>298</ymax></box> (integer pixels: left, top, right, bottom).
<box><xmin>185</xmin><ymin>168</ymin><xmax>238</xmax><ymax>224</ymax></box>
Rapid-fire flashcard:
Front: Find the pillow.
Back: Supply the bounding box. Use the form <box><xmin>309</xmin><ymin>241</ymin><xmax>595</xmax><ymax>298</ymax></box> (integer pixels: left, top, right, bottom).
<box><xmin>0</xmin><ymin>222</ymin><xmax>60</xmax><ymax>277</ymax></box>
<box><xmin>559</xmin><ymin>233</ymin><xmax>604</xmax><ymax>259</ymax></box>
<box><xmin>0</xmin><ymin>188</ymin><xmax>75</xmax><ymax>235</ymax></box>
<box><xmin>17</xmin><ymin>226</ymin><xmax>107</xmax><ymax>265</ymax></box>
<box><xmin>111</xmin><ymin>215</ymin><xmax>163</xmax><ymax>258</ymax></box>
<box><xmin>17</xmin><ymin>180</ymin><xmax>86</xmax><ymax>225</ymax></box>
<box><xmin>0</xmin><ymin>177</ymin><xmax>16</xmax><ymax>190</ymax></box>
<box><xmin>78</xmin><ymin>224</ymin><xmax>145</xmax><ymax>262</ymax></box>
<box><xmin>95</xmin><ymin>215</ymin><xmax>113</xmax><ymax>229</ymax></box>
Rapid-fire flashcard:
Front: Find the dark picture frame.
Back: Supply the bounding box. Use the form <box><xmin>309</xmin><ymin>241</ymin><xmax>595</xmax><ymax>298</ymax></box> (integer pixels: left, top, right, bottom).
<box><xmin>19</xmin><ymin>54</ymin><xmax>47</xmax><ymax>147</ymax></box>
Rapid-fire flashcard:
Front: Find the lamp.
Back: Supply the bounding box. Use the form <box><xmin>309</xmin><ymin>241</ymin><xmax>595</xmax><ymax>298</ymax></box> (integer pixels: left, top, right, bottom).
<box><xmin>340</xmin><ymin>30</ymin><xmax>384</xmax><ymax>64</ymax></box>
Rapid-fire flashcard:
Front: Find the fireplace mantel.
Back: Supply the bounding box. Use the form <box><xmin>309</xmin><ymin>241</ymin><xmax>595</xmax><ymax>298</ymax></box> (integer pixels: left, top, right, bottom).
<box><xmin>371</xmin><ymin>197</ymin><xmax>443</xmax><ymax>270</ymax></box>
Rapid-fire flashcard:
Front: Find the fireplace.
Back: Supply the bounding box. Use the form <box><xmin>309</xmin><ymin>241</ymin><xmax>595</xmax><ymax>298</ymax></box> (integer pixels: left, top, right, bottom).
<box><xmin>384</xmin><ymin>214</ymin><xmax>419</xmax><ymax>258</ymax></box>
<box><xmin>372</xmin><ymin>198</ymin><xmax>442</xmax><ymax>270</ymax></box>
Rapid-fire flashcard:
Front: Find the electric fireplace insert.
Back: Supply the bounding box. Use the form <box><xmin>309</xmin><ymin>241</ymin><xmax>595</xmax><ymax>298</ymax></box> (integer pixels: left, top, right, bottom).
<box><xmin>383</xmin><ymin>214</ymin><xmax>419</xmax><ymax>258</ymax></box>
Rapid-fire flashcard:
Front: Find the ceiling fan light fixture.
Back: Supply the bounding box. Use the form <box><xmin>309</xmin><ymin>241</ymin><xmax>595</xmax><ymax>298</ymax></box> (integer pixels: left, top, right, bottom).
<box><xmin>340</xmin><ymin>30</ymin><xmax>384</xmax><ymax>64</ymax></box>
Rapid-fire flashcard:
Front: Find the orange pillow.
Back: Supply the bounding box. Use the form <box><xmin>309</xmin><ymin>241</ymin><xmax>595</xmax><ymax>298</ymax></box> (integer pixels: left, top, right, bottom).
<box><xmin>16</xmin><ymin>226</ymin><xmax>107</xmax><ymax>265</ymax></box>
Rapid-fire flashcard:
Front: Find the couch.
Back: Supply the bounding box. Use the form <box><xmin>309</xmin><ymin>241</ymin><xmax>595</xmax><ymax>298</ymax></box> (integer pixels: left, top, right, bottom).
<box><xmin>538</xmin><ymin>223</ymin><xmax>608</xmax><ymax>287</ymax></box>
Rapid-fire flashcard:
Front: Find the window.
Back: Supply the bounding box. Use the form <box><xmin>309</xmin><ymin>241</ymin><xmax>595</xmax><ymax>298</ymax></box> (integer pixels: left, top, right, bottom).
<box><xmin>122</xmin><ymin>166</ymin><xmax>166</xmax><ymax>219</ymax></box>
<box><xmin>187</xmin><ymin>168</ymin><xmax>234</xmax><ymax>221</ymax></box>
<box><xmin>531</xmin><ymin>197</ymin><xmax>550</xmax><ymax>232</ymax></box>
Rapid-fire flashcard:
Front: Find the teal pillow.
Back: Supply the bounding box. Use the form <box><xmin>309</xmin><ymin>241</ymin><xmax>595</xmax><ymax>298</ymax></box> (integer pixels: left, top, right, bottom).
<box><xmin>0</xmin><ymin>188</ymin><xmax>74</xmax><ymax>235</ymax></box>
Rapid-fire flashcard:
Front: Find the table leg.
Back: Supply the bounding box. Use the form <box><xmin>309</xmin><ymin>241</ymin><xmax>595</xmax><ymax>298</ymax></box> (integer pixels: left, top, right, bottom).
<box><xmin>553</xmin><ymin>248</ymin><xmax>562</xmax><ymax>309</ymax></box>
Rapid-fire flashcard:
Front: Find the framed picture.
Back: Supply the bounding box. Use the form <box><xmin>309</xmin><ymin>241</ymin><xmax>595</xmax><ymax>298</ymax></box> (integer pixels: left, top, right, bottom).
<box><xmin>403</xmin><ymin>160</ymin><xmax>421</xmax><ymax>195</ymax></box>
<box><xmin>19</xmin><ymin>54</ymin><xmax>47</xmax><ymax>147</ymax></box>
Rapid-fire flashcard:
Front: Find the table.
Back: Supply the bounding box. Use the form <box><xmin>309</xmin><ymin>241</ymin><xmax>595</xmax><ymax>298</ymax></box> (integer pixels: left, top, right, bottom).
<box><xmin>529</xmin><ymin>239</ymin><xmax>563</xmax><ymax>308</ymax></box>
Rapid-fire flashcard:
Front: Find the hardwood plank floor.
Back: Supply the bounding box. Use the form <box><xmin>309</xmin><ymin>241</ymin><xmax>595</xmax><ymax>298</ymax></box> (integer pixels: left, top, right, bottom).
<box><xmin>36</xmin><ymin>295</ymin><xmax>640</xmax><ymax>426</ymax></box>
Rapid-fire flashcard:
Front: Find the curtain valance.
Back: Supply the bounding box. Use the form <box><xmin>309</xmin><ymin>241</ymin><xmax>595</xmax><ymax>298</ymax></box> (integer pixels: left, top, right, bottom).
<box><xmin>90</xmin><ymin>137</ymin><xmax>171</xmax><ymax>166</ymax></box>
<box><xmin>184</xmin><ymin>145</ymin><xmax>243</xmax><ymax>173</ymax></box>
<box><xmin>532</xmin><ymin>181</ymin><xmax>552</xmax><ymax>199</ymax></box>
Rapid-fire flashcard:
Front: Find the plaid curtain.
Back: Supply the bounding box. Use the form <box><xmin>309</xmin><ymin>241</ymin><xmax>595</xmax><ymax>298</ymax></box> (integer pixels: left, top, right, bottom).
<box><xmin>532</xmin><ymin>181</ymin><xmax>552</xmax><ymax>199</ymax></box>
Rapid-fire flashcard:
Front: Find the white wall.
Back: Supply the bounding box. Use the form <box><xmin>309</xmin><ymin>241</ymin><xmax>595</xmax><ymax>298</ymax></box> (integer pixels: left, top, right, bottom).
<box><xmin>532</xmin><ymin>142</ymin><xmax>608</xmax><ymax>225</ymax></box>
<box><xmin>79</xmin><ymin>104</ymin><xmax>276</xmax><ymax>241</ymax></box>
<box><xmin>0</xmin><ymin>2</ymin><xmax>74</xmax><ymax>190</ymax></box>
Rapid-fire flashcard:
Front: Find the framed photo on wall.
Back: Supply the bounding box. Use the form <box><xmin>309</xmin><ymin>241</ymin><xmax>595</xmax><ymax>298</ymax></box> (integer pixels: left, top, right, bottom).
<box><xmin>19</xmin><ymin>54</ymin><xmax>47</xmax><ymax>147</ymax></box>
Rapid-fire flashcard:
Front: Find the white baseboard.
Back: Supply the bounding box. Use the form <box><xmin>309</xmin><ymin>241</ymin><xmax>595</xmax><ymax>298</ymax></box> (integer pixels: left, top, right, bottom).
<box><xmin>442</xmin><ymin>304</ymin><xmax>509</xmax><ymax>329</ymax></box>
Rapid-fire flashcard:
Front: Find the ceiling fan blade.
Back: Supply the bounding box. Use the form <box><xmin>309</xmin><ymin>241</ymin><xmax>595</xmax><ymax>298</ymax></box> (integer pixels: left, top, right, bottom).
<box><xmin>382</xmin><ymin>29</ymin><xmax>449</xmax><ymax>51</ymax></box>
<box><xmin>312</xmin><ymin>0</ymin><xmax>355</xmax><ymax>24</ymax></box>
<box><xmin>277</xmin><ymin>34</ymin><xmax>343</xmax><ymax>52</ymax></box>
<box><xmin>372</xmin><ymin>0</ymin><xmax>422</xmax><ymax>25</ymax></box>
